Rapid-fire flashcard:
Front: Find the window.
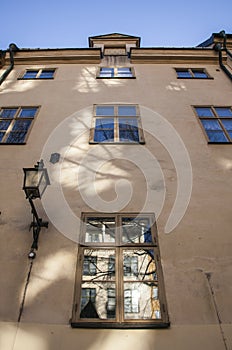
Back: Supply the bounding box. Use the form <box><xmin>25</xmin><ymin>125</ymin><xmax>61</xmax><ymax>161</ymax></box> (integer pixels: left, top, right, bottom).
<box><xmin>0</xmin><ymin>107</ymin><xmax>39</xmax><ymax>144</ymax></box>
<box><xmin>20</xmin><ymin>69</ymin><xmax>55</xmax><ymax>79</ymax></box>
<box><xmin>71</xmin><ymin>213</ymin><xmax>169</xmax><ymax>328</ymax></box>
<box><xmin>194</xmin><ymin>106</ymin><xmax>232</xmax><ymax>143</ymax></box>
<box><xmin>175</xmin><ymin>68</ymin><xmax>211</xmax><ymax>79</ymax></box>
<box><xmin>90</xmin><ymin>105</ymin><xmax>145</xmax><ymax>144</ymax></box>
<box><xmin>97</xmin><ymin>67</ymin><xmax>135</xmax><ymax>78</ymax></box>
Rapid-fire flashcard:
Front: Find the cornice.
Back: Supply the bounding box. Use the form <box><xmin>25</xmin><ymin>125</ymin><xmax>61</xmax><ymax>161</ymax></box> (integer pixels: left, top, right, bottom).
<box><xmin>130</xmin><ymin>48</ymin><xmax>227</xmax><ymax>64</ymax></box>
<box><xmin>3</xmin><ymin>48</ymin><xmax>102</xmax><ymax>65</ymax></box>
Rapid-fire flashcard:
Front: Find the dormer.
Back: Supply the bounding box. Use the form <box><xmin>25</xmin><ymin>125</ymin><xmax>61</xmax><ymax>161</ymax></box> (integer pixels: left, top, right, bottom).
<box><xmin>88</xmin><ymin>33</ymin><xmax>140</xmax><ymax>56</ymax></box>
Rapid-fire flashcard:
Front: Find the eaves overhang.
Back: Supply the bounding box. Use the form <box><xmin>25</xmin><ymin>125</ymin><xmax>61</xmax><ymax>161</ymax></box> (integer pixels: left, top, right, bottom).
<box><xmin>130</xmin><ymin>47</ymin><xmax>226</xmax><ymax>64</ymax></box>
<box><xmin>3</xmin><ymin>48</ymin><xmax>102</xmax><ymax>65</ymax></box>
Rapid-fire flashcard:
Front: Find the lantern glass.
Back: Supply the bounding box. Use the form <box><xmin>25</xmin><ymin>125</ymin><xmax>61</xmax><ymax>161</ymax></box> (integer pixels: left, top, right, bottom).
<box><xmin>23</xmin><ymin>167</ymin><xmax>49</xmax><ymax>199</ymax></box>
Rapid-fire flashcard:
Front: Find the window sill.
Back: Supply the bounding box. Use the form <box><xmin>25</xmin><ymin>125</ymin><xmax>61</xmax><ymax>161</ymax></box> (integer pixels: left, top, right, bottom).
<box><xmin>96</xmin><ymin>76</ymin><xmax>136</xmax><ymax>79</ymax></box>
<box><xmin>208</xmin><ymin>141</ymin><xmax>232</xmax><ymax>144</ymax></box>
<box><xmin>17</xmin><ymin>78</ymin><xmax>54</xmax><ymax>80</ymax></box>
<box><xmin>70</xmin><ymin>321</ymin><xmax>170</xmax><ymax>329</ymax></box>
<box><xmin>177</xmin><ymin>77</ymin><xmax>214</xmax><ymax>80</ymax></box>
<box><xmin>89</xmin><ymin>141</ymin><xmax>145</xmax><ymax>145</ymax></box>
<box><xmin>0</xmin><ymin>142</ymin><xmax>26</xmax><ymax>145</ymax></box>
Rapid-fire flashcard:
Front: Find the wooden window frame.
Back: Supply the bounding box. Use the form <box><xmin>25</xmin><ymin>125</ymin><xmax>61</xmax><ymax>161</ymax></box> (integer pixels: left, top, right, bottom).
<box><xmin>193</xmin><ymin>105</ymin><xmax>232</xmax><ymax>143</ymax></box>
<box><xmin>89</xmin><ymin>104</ymin><xmax>145</xmax><ymax>144</ymax></box>
<box><xmin>18</xmin><ymin>68</ymin><xmax>56</xmax><ymax>80</ymax></box>
<box><xmin>97</xmin><ymin>67</ymin><xmax>135</xmax><ymax>79</ymax></box>
<box><xmin>0</xmin><ymin>106</ymin><xmax>40</xmax><ymax>145</ymax></box>
<box><xmin>175</xmin><ymin>68</ymin><xmax>213</xmax><ymax>79</ymax></box>
<box><xmin>71</xmin><ymin>213</ymin><xmax>169</xmax><ymax>329</ymax></box>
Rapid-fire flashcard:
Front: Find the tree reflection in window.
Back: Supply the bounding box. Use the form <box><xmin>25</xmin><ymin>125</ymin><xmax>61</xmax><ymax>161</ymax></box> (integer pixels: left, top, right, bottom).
<box><xmin>72</xmin><ymin>214</ymin><xmax>169</xmax><ymax>327</ymax></box>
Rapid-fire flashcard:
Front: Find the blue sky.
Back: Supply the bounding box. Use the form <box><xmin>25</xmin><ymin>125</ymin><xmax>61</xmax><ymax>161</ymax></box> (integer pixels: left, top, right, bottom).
<box><xmin>1</xmin><ymin>0</ymin><xmax>232</xmax><ymax>49</ymax></box>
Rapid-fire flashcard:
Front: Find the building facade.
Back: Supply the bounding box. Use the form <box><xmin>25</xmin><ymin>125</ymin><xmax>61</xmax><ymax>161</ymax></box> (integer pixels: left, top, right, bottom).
<box><xmin>0</xmin><ymin>31</ymin><xmax>232</xmax><ymax>349</ymax></box>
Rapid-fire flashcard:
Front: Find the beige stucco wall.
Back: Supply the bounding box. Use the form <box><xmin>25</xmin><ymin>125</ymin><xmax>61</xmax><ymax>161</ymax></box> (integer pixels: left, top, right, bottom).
<box><xmin>0</xmin><ymin>55</ymin><xmax>232</xmax><ymax>349</ymax></box>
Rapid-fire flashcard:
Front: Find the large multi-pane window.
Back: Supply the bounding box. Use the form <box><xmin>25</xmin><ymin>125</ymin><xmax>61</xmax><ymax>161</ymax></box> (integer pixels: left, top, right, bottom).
<box><xmin>0</xmin><ymin>107</ymin><xmax>39</xmax><ymax>144</ymax></box>
<box><xmin>20</xmin><ymin>68</ymin><xmax>56</xmax><ymax>79</ymax></box>
<box><xmin>175</xmin><ymin>68</ymin><xmax>211</xmax><ymax>79</ymax></box>
<box><xmin>71</xmin><ymin>213</ymin><xmax>169</xmax><ymax>328</ymax></box>
<box><xmin>194</xmin><ymin>106</ymin><xmax>232</xmax><ymax>143</ymax></box>
<box><xmin>90</xmin><ymin>104</ymin><xmax>145</xmax><ymax>144</ymax></box>
<box><xmin>97</xmin><ymin>67</ymin><xmax>135</xmax><ymax>78</ymax></box>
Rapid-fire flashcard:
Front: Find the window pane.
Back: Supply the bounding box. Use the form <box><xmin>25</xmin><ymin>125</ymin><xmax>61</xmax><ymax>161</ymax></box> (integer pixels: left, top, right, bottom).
<box><xmin>99</xmin><ymin>68</ymin><xmax>114</xmax><ymax>77</ymax></box>
<box><xmin>23</xmin><ymin>70</ymin><xmax>38</xmax><ymax>79</ymax></box>
<box><xmin>201</xmin><ymin>120</ymin><xmax>222</xmax><ymax>130</ymax></box>
<box><xmin>6</xmin><ymin>132</ymin><xmax>27</xmax><ymax>143</ymax></box>
<box><xmin>0</xmin><ymin>108</ymin><xmax>17</xmax><ymax>118</ymax></box>
<box><xmin>83</xmin><ymin>256</ymin><xmax>97</xmax><ymax>276</ymax></box>
<box><xmin>122</xmin><ymin>217</ymin><xmax>153</xmax><ymax>243</ymax></box>
<box><xmin>119</xmin><ymin>118</ymin><xmax>139</xmax><ymax>142</ymax></box>
<box><xmin>0</xmin><ymin>120</ymin><xmax>11</xmax><ymax>130</ymax></box>
<box><xmin>176</xmin><ymin>70</ymin><xmax>191</xmax><ymax>78</ymax></box>
<box><xmin>118</xmin><ymin>106</ymin><xmax>136</xmax><ymax>116</ymax></box>
<box><xmin>117</xmin><ymin>68</ymin><xmax>132</xmax><ymax>77</ymax></box>
<box><xmin>124</xmin><ymin>282</ymin><xmax>161</xmax><ymax>320</ymax></box>
<box><xmin>0</xmin><ymin>132</ymin><xmax>5</xmax><ymax>141</ymax></box>
<box><xmin>80</xmin><ymin>282</ymin><xmax>116</xmax><ymax>319</ymax></box>
<box><xmin>82</xmin><ymin>249</ymin><xmax>116</xmax><ymax>281</ymax></box>
<box><xmin>96</xmin><ymin>106</ymin><xmax>114</xmax><ymax>116</ymax></box>
<box><xmin>85</xmin><ymin>218</ymin><xmax>116</xmax><ymax>243</ymax></box>
<box><xmin>221</xmin><ymin>120</ymin><xmax>232</xmax><ymax>131</ymax></box>
<box><xmin>12</xmin><ymin>120</ymin><xmax>32</xmax><ymax>131</ymax></box>
<box><xmin>19</xmin><ymin>108</ymin><xmax>37</xmax><ymax>118</ymax></box>
<box><xmin>123</xmin><ymin>249</ymin><xmax>157</xmax><ymax>281</ymax></box>
<box><xmin>206</xmin><ymin>130</ymin><xmax>228</xmax><ymax>142</ymax></box>
<box><xmin>192</xmin><ymin>70</ymin><xmax>208</xmax><ymax>78</ymax></box>
<box><xmin>95</xmin><ymin>118</ymin><xmax>114</xmax><ymax>129</ymax></box>
<box><xmin>39</xmin><ymin>69</ymin><xmax>55</xmax><ymax>79</ymax></box>
<box><xmin>195</xmin><ymin>107</ymin><xmax>214</xmax><ymax>117</ymax></box>
<box><xmin>94</xmin><ymin>130</ymin><xmax>114</xmax><ymax>142</ymax></box>
<box><xmin>215</xmin><ymin>107</ymin><xmax>232</xmax><ymax>117</ymax></box>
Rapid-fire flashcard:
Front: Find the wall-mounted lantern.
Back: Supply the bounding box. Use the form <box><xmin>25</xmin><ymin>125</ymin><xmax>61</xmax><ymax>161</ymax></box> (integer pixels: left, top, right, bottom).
<box><xmin>22</xmin><ymin>160</ymin><xmax>50</xmax><ymax>259</ymax></box>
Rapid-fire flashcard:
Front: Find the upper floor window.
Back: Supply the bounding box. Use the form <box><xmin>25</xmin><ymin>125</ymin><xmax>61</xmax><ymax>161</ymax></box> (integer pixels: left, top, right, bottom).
<box><xmin>71</xmin><ymin>213</ymin><xmax>169</xmax><ymax>328</ymax></box>
<box><xmin>20</xmin><ymin>69</ymin><xmax>56</xmax><ymax>79</ymax></box>
<box><xmin>194</xmin><ymin>106</ymin><xmax>232</xmax><ymax>143</ymax></box>
<box><xmin>97</xmin><ymin>67</ymin><xmax>135</xmax><ymax>78</ymax></box>
<box><xmin>90</xmin><ymin>104</ymin><xmax>145</xmax><ymax>144</ymax></box>
<box><xmin>176</xmin><ymin>68</ymin><xmax>211</xmax><ymax>79</ymax></box>
<box><xmin>0</xmin><ymin>106</ymin><xmax>39</xmax><ymax>144</ymax></box>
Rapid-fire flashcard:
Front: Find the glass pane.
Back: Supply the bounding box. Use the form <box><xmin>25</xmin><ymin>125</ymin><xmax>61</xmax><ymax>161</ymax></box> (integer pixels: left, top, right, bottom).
<box><xmin>118</xmin><ymin>106</ymin><xmax>136</xmax><ymax>116</ymax></box>
<box><xmin>95</xmin><ymin>118</ymin><xmax>114</xmax><ymax>129</ymax></box>
<box><xmin>39</xmin><ymin>70</ymin><xmax>55</xmax><ymax>79</ymax></box>
<box><xmin>122</xmin><ymin>217</ymin><xmax>153</xmax><ymax>243</ymax></box>
<box><xmin>123</xmin><ymin>282</ymin><xmax>160</xmax><ymax>320</ymax></box>
<box><xmin>215</xmin><ymin>107</ymin><xmax>232</xmax><ymax>117</ymax></box>
<box><xmin>94</xmin><ymin>130</ymin><xmax>114</xmax><ymax>142</ymax></box>
<box><xmin>96</xmin><ymin>106</ymin><xmax>114</xmax><ymax>116</ymax></box>
<box><xmin>80</xmin><ymin>282</ymin><xmax>116</xmax><ymax>319</ymax></box>
<box><xmin>12</xmin><ymin>120</ymin><xmax>32</xmax><ymax>131</ymax></box>
<box><xmin>176</xmin><ymin>70</ymin><xmax>191</xmax><ymax>78</ymax></box>
<box><xmin>0</xmin><ymin>132</ymin><xmax>5</xmax><ymax>142</ymax></box>
<box><xmin>23</xmin><ymin>70</ymin><xmax>38</xmax><ymax>79</ymax></box>
<box><xmin>221</xmin><ymin>120</ymin><xmax>232</xmax><ymax>130</ymax></box>
<box><xmin>206</xmin><ymin>130</ymin><xmax>228</xmax><ymax>142</ymax></box>
<box><xmin>119</xmin><ymin>118</ymin><xmax>139</xmax><ymax>142</ymax></box>
<box><xmin>85</xmin><ymin>218</ymin><xmax>116</xmax><ymax>243</ymax></box>
<box><xmin>19</xmin><ymin>108</ymin><xmax>37</xmax><ymax>118</ymax></box>
<box><xmin>82</xmin><ymin>249</ymin><xmax>116</xmax><ymax>281</ymax></box>
<box><xmin>192</xmin><ymin>70</ymin><xmax>208</xmax><ymax>78</ymax></box>
<box><xmin>99</xmin><ymin>68</ymin><xmax>114</xmax><ymax>77</ymax></box>
<box><xmin>0</xmin><ymin>108</ymin><xmax>17</xmax><ymax>118</ymax></box>
<box><xmin>117</xmin><ymin>68</ymin><xmax>132</xmax><ymax>77</ymax></box>
<box><xmin>201</xmin><ymin>120</ymin><xmax>222</xmax><ymax>130</ymax></box>
<box><xmin>6</xmin><ymin>132</ymin><xmax>27</xmax><ymax>143</ymax></box>
<box><xmin>195</xmin><ymin>107</ymin><xmax>214</xmax><ymax>117</ymax></box>
<box><xmin>123</xmin><ymin>249</ymin><xmax>157</xmax><ymax>281</ymax></box>
<box><xmin>0</xmin><ymin>120</ymin><xmax>11</xmax><ymax>130</ymax></box>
